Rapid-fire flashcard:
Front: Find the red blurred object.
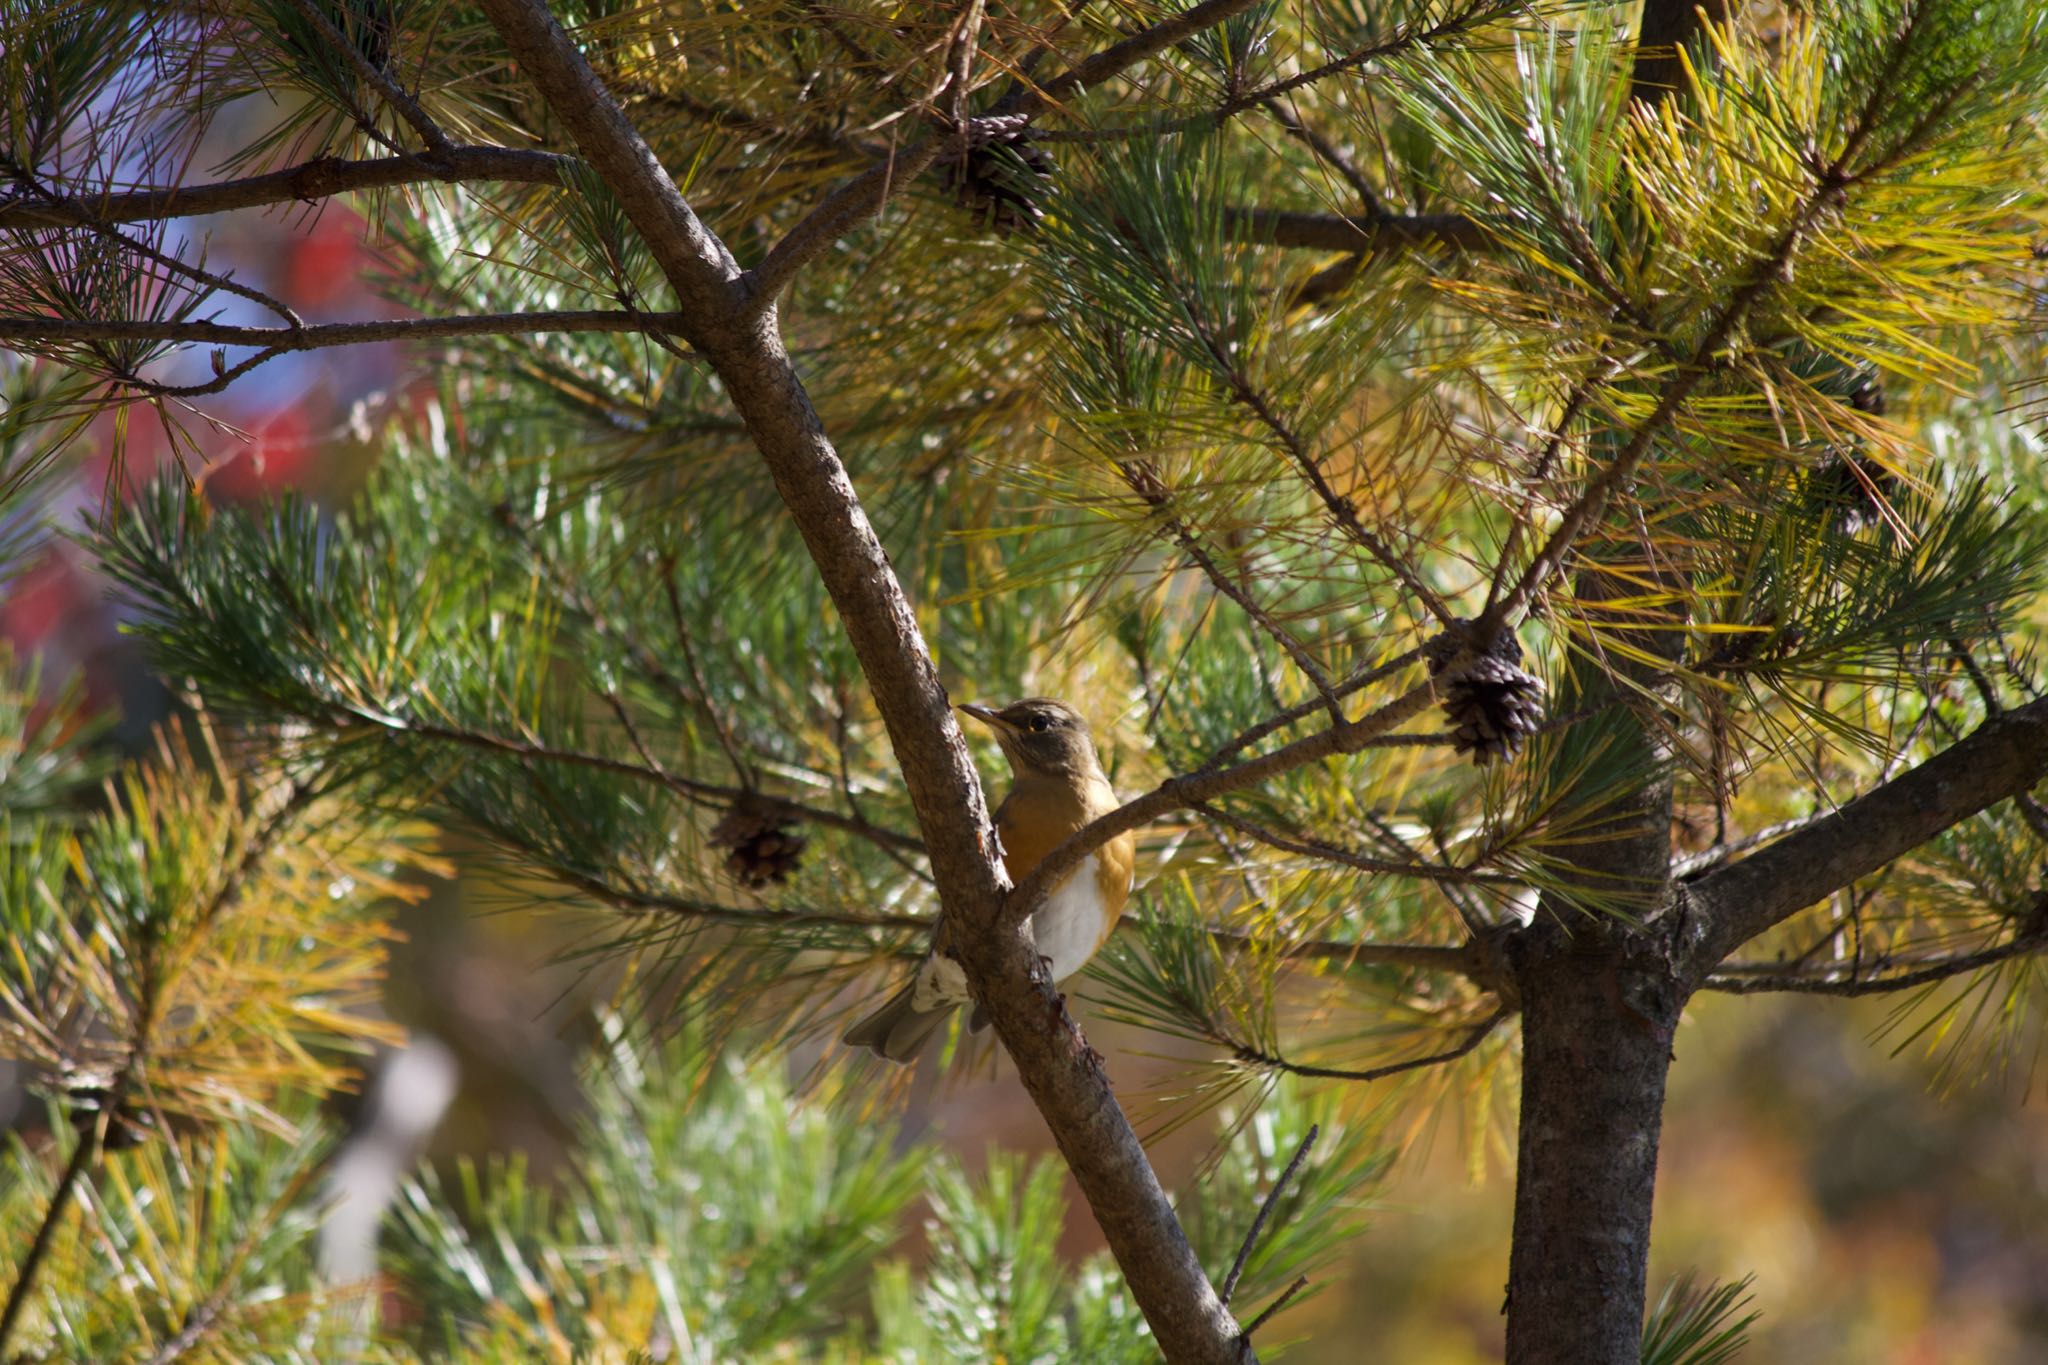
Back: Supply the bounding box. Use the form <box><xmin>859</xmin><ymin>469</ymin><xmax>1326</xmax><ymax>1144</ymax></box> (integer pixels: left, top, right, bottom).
<box><xmin>283</xmin><ymin>214</ymin><xmax>376</xmax><ymax>311</ymax></box>
<box><xmin>205</xmin><ymin>406</ymin><xmax>313</xmax><ymax>500</ymax></box>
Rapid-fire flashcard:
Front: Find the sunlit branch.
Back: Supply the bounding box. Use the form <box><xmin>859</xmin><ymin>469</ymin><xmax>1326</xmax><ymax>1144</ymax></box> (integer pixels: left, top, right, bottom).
<box><xmin>1688</xmin><ymin>695</ymin><xmax>2048</xmax><ymax>965</ymax></box>
<box><xmin>0</xmin><ymin>147</ymin><xmax>574</xmax><ymax>230</ymax></box>
<box><xmin>316</xmin><ymin>708</ymin><xmax>927</xmax><ymax>854</ymax></box>
<box><xmin>1204</xmin><ymin>645</ymin><xmax>1428</xmax><ymax>769</ymax></box>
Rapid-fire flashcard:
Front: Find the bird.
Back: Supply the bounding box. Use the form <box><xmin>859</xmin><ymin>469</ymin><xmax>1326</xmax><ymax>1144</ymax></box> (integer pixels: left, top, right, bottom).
<box><xmin>842</xmin><ymin>698</ymin><xmax>1136</xmax><ymax>1063</ymax></box>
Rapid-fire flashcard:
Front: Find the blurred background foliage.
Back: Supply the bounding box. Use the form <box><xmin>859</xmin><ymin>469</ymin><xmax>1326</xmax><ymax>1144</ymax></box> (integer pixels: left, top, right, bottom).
<box><xmin>0</xmin><ymin>0</ymin><xmax>2045</xmax><ymax>1359</ymax></box>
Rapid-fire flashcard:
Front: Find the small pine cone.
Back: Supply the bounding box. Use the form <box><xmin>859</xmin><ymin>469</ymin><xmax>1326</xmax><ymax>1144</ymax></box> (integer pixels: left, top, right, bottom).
<box><xmin>1808</xmin><ymin>451</ymin><xmax>1896</xmax><ymax>533</ymax></box>
<box><xmin>710</xmin><ymin>796</ymin><xmax>807</xmax><ymax>888</ymax></box>
<box><xmin>1424</xmin><ymin>624</ymin><xmax>1546</xmax><ymax>767</ymax></box>
<box><xmin>943</xmin><ymin>114</ymin><xmax>1055</xmax><ymax>234</ymax></box>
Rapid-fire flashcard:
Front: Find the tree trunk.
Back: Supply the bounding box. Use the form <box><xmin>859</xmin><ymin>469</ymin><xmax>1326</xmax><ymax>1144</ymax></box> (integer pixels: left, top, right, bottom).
<box><xmin>1503</xmin><ymin>925</ymin><xmax>1689</xmax><ymax>1365</ymax></box>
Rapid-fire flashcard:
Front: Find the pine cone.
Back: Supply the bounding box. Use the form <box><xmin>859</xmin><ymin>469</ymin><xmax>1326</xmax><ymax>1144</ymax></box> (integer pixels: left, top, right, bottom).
<box><xmin>943</xmin><ymin>114</ymin><xmax>1055</xmax><ymax>234</ymax></box>
<box><xmin>1423</xmin><ymin>624</ymin><xmax>1546</xmax><ymax>767</ymax></box>
<box><xmin>710</xmin><ymin>796</ymin><xmax>807</xmax><ymax>887</ymax></box>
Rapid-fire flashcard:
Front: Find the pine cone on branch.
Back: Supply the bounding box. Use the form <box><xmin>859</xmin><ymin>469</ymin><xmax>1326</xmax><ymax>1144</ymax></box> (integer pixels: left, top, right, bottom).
<box><xmin>1423</xmin><ymin>623</ymin><xmax>1546</xmax><ymax>767</ymax></box>
<box><xmin>943</xmin><ymin>113</ymin><xmax>1055</xmax><ymax>234</ymax></box>
<box><xmin>710</xmin><ymin>795</ymin><xmax>807</xmax><ymax>887</ymax></box>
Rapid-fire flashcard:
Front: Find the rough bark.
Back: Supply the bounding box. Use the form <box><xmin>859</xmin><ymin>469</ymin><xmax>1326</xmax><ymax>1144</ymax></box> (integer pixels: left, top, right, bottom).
<box><xmin>472</xmin><ymin>1</ymin><xmax>1254</xmax><ymax>1356</ymax></box>
<box><xmin>1504</xmin><ymin>920</ymin><xmax>1689</xmax><ymax>1365</ymax></box>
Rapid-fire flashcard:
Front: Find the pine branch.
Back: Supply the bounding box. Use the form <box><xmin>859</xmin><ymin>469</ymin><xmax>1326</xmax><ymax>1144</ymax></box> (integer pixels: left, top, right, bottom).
<box><xmin>0</xmin><ymin>782</ymin><xmax>310</xmax><ymax>1358</ymax></box>
<box><xmin>1702</xmin><ymin>925</ymin><xmax>2047</xmax><ymax>996</ymax></box>
<box><xmin>746</xmin><ymin>136</ymin><xmax>945</xmax><ymax>312</ymax></box>
<box><xmin>1231</xmin><ymin>1004</ymin><xmax>1512</xmax><ymax>1083</ymax></box>
<box><xmin>1221</xmin><ymin>1123</ymin><xmax>1318</xmax><ymax>1305</ymax></box>
<box><xmin>316</xmin><ymin>707</ymin><xmax>926</xmax><ymax>854</ymax></box>
<box><xmin>283</xmin><ymin>0</ymin><xmax>451</xmax><ymax>153</ymax></box>
<box><xmin>1687</xmin><ymin>694</ymin><xmax>2048</xmax><ymax>966</ymax></box>
<box><xmin>0</xmin><ymin>147</ymin><xmax>574</xmax><ymax>231</ymax></box>
<box><xmin>1119</xmin><ymin>459</ymin><xmax>1348</xmax><ymax>726</ymax></box>
<box><xmin>1221</xmin><ymin>207</ymin><xmax>1488</xmax><ymax>252</ymax></box>
<box><xmin>472</xmin><ymin>1</ymin><xmax>1253</xmax><ymax>1355</ymax></box>
<box><xmin>1</xmin><ymin>310</ymin><xmax>694</xmax><ymax>353</ymax></box>
<box><xmin>1193</xmin><ymin>803</ymin><xmax>1517</xmax><ymax>887</ymax></box>
<box><xmin>1017</xmin><ymin>0</ymin><xmax>1267</xmax><ymax>112</ymax></box>
<box><xmin>1483</xmin><ymin>8</ymin><xmax>1988</xmax><ymax>645</ymax></box>
<box><xmin>1227</xmin><ymin>0</ymin><xmax>1525</xmax><ymax>110</ymax></box>
<box><xmin>1007</xmin><ymin>680</ymin><xmax>1442</xmax><ymax>928</ymax></box>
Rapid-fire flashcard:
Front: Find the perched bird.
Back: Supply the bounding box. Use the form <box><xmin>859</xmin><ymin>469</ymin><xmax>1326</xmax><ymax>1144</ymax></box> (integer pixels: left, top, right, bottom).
<box><xmin>842</xmin><ymin>698</ymin><xmax>1135</xmax><ymax>1063</ymax></box>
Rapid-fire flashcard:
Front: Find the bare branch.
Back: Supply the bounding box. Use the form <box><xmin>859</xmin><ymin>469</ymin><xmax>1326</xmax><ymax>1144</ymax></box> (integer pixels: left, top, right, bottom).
<box><xmin>1242</xmin><ymin>1275</ymin><xmax>1313</xmax><ymax>1340</ymax></box>
<box><xmin>0</xmin><ymin>147</ymin><xmax>574</xmax><ymax>231</ymax></box>
<box><xmin>1686</xmin><ymin>695</ymin><xmax>2048</xmax><ymax>967</ymax></box>
<box><xmin>474</xmin><ymin>0</ymin><xmax>1251</xmax><ymax>1354</ymax></box>
<box><xmin>1221</xmin><ymin>1122</ymin><xmax>1319</xmax><ymax>1304</ymax></box>
<box><xmin>1232</xmin><ymin>1004</ymin><xmax>1512</xmax><ymax>1083</ymax></box>
<box><xmin>0</xmin><ymin>309</ymin><xmax>692</xmax><ymax>352</ymax></box>
<box><xmin>1223</xmin><ymin>206</ymin><xmax>1487</xmax><ymax>253</ymax></box>
<box><xmin>1702</xmin><ymin>928</ymin><xmax>2046</xmax><ymax>996</ymax></box>
<box><xmin>1194</xmin><ymin>802</ymin><xmax>1519</xmax><ymax>887</ymax></box>
<box><xmin>745</xmin><ymin>137</ymin><xmax>945</xmax><ymax>313</ymax></box>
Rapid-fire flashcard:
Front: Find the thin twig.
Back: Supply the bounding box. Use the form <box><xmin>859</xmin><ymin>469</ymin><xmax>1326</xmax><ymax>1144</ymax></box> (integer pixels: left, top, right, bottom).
<box><xmin>286</xmin><ymin>0</ymin><xmax>452</xmax><ymax>152</ymax></box>
<box><xmin>1233</xmin><ymin>1005</ymin><xmax>1511</xmax><ymax>1083</ymax></box>
<box><xmin>1241</xmin><ymin>1274</ymin><xmax>1312</xmax><ymax>1340</ymax></box>
<box><xmin>660</xmin><ymin>557</ymin><xmax>755</xmax><ymax>786</ymax></box>
<box><xmin>1221</xmin><ymin>1123</ymin><xmax>1319</xmax><ymax>1304</ymax></box>
<box><xmin>324</xmin><ymin>706</ymin><xmax>927</xmax><ymax>853</ymax></box>
<box><xmin>1703</xmin><ymin>929</ymin><xmax>2046</xmax><ymax>996</ymax></box>
<box><xmin>1195</xmin><ymin>803</ymin><xmax>1519</xmax><ymax>887</ymax></box>
<box><xmin>1121</xmin><ymin>459</ymin><xmax>1348</xmax><ymax>728</ymax></box>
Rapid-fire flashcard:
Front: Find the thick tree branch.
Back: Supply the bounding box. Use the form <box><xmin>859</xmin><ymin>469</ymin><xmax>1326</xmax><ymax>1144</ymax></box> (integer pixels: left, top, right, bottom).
<box><xmin>0</xmin><ymin>147</ymin><xmax>574</xmax><ymax>230</ymax></box>
<box><xmin>474</xmin><ymin>1</ymin><xmax>1251</xmax><ymax>1356</ymax></box>
<box><xmin>1686</xmin><ymin>695</ymin><xmax>2048</xmax><ymax>967</ymax></box>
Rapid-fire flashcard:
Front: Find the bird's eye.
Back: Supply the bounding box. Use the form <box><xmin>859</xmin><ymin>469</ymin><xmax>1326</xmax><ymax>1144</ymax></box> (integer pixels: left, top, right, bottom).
<box><xmin>1029</xmin><ymin>715</ymin><xmax>1050</xmax><ymax>732</ymax></box>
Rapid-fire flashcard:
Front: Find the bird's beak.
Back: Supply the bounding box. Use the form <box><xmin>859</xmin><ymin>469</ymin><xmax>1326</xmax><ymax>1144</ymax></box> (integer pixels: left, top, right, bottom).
<box><xmin>957</xmin><ymin>702</ymin><xmax>1009</xmax><ymax>732</ymax></box>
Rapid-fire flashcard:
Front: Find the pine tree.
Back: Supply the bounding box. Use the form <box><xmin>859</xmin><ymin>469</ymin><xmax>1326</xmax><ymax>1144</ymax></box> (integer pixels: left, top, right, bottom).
<box><xmin>3</xmin><ymin>0</ymin><xmax>2046</xmax><ymax>1361</ymax></box>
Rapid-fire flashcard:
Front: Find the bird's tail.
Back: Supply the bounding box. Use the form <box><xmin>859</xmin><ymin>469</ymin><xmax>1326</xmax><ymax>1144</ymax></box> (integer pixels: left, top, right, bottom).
<box><xmin>841</xmin><ymin>980</ymin><xmax>957</xmax><ymax>1063</ymax></box>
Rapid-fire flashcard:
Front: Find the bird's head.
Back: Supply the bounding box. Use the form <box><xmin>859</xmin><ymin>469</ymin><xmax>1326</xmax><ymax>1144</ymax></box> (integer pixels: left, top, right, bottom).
<box><xmin>958</xmin><ymin>698</ymin><xmax>1102</xmax><ymax>781</ymax></box>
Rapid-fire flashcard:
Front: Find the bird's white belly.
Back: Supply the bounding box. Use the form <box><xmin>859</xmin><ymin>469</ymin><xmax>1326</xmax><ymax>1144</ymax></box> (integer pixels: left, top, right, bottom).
<box><xmin>1030</xmin><ymin>854</ymin><xmax>1111</xmax><ymax>982</ymax></box>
